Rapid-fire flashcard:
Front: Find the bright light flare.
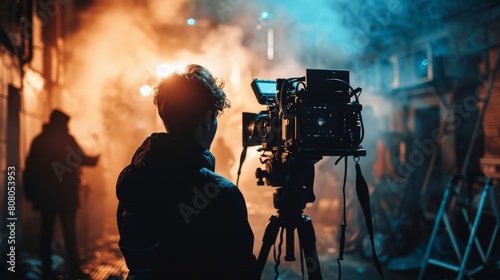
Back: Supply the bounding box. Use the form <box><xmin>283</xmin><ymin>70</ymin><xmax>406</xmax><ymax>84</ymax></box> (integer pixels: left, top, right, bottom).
<box><xmin>24</xmin><ymin>69</ymin><xmax>45</xmax><ymax>91</ymax></box>
<box><xmin>267</xmin><ymin>28</ymin><xmax>274</xmax><ymax>60</ymax></box>
<box><xmin>140</xmin><ymin>84</ymin><xmax>152</xmax><ymax>96</ymax></box>
<box><xmin>187</xmin><ymin>18</ymin><xmax>196</xmax><ymax>25</ymax></box>
<box><xmin>156</xmin><ymin>63</ymin><xmax>175</xmax><ymax>77</ymax></box>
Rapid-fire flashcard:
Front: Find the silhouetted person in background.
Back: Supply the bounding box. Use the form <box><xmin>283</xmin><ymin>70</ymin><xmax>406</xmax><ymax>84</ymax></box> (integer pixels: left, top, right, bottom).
<box><xmin>23</xmin><ymin>109</ymin><xmax>100</xmax><ymax>279</ymax></box>
<box><xmin>116</xmin><ymin>64</ymin><xmax>258</xmax><ymax>279</ymax></box>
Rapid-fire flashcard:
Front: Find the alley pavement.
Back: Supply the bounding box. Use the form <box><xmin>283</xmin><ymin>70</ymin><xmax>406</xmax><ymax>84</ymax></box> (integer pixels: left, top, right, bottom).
<box><xmin>9</xmin><ymin>212</ymin><xmax>494</xmax><ymax>280</ymax></box>
<box><xmin>5</xmin><ymin>184</ymin><xmax>499</xmax><ymax>279</ymax></box>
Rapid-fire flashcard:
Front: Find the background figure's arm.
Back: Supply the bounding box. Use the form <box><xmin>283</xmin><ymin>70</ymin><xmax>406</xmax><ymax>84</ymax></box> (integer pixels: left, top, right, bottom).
<box><xmin>71</xmin><ymin>136</ymin><xmax>100</xmax><ymax>166</ymax></box>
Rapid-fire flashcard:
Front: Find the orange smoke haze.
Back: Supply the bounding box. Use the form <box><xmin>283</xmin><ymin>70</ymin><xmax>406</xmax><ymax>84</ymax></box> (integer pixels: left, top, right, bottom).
<box><xmin>59</xmin><ymin>0</ymin><xmax>301</xmax><ymax>245</ymax></box>
<box><xmin>56</xmin><ymin>0</ymin><xmax>389</xmax><ymax>257</ymax></box>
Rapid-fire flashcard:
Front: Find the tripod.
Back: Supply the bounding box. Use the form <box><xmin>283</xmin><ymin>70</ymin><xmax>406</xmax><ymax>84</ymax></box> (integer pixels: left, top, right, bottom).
<box><xmin>256</xmin><ymin>187</ymin><xmax>323</xmax><ymax>280</ymax></box>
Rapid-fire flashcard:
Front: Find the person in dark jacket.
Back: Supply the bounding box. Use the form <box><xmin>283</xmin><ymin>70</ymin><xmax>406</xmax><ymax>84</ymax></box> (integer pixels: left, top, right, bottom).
<box><xmin>23</xmin><ymin>109</ymin><xmax>99</xmax><ymax>279</ymax></box>
<box><xmin>116</xmin><ymin>64</ymin><xmax>258</xmax><ymax>279</ymax></box>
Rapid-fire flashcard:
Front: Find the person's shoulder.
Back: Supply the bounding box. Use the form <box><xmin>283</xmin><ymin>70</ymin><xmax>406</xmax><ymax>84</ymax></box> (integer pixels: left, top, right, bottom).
<box><xmin>199</xmin><ymin>167</ymin><xmax>236</xmax><ymax>190</ymax></box>
<box><xmin>30</xmin><ymin>130</ymin><xmax>53</xmax><ymax>148</ymax></box>
<box><xmin>199</xmin><ymin>168</ymin><xmax>247</xmax><ymax>209</ymax></box>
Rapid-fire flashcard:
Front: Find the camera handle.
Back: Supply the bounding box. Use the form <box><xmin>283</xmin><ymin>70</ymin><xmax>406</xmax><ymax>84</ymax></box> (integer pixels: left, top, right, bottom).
<box><xmin>255</xmin><ymin>168</ymin><xmax>267</xmax><ymax>186</ymax></box>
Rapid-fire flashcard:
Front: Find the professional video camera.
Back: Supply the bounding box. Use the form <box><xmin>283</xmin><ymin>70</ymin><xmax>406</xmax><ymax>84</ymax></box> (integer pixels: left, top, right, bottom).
<box><xmin>242</xmin><ymin>69</ymin><xmax>368</xmax><ymax>279</ymax></box>
<box><xmin>242</xmin><ymin>69</ymin><xmax>365</xmax><ymax>188</ymax></box>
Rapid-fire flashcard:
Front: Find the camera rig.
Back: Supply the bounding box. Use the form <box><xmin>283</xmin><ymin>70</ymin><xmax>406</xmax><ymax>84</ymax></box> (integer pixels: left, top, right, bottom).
<box><xmin>242</xmin><ymin>69</ymin><xmax>366</xmax><ymax>188</ymax></box>
<box><xmin>242</xmin><ymin>69</ymin><xmax>367</xmax><ymax>279</ymax></box>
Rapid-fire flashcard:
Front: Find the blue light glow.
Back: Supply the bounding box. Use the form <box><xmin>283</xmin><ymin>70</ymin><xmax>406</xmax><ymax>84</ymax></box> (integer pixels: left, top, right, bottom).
<box><xmin>187</xmin><ymin>18</ymin><xmax>196</xmax><ymax>25</ymax></box>
<box><xmin>421</xmin><ymin>58</ymin><xmax>429</xmax><ymax>66</ymax></box>
<box><xmin>261</xmin><ymin>12</ymin><xmax>269</xmax><ymax>19</ymax></box>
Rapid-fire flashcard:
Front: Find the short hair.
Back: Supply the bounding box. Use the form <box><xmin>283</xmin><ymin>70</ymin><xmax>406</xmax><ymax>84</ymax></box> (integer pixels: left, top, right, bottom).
<box><xmin>153</xmin><ymin>64</ymin><xmax>230</xmax><ymax>135</ymax></box>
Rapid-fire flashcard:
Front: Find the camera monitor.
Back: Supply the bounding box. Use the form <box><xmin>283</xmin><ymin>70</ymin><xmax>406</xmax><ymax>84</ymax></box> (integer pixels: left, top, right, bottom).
<box><xmin>251</xmin><ymin>79</ymin><xmax>277</xmax><ymax>106</ymax></box>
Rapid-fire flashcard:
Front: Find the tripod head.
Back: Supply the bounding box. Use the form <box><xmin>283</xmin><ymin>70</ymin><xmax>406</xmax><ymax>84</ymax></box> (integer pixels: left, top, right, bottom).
<box><xmin>255</xmin><ymin>156</ymin><xmax>320</xmax><ymax>212</ymax></box>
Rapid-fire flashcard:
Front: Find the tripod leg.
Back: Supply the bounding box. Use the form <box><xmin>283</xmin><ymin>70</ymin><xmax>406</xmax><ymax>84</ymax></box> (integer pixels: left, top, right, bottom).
<box><xmin>257</xmin><ymin>215</ymin><xmax>281</xmax><ymax>277</ymax></box>
<box><xmin>297</xmin><ymin>215</ymin><xmax>323</xmax><ymax>280</ymax></box>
